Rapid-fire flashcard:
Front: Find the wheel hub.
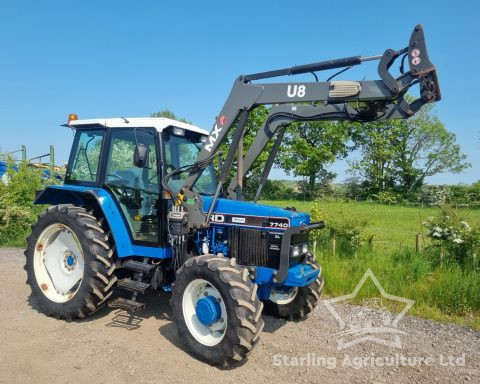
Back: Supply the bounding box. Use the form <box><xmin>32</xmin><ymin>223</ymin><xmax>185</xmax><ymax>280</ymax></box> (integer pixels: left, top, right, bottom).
<box><xmin>195</xmin><ymin>295</ymin><xmax>221</xmax><ymax>326</ymax></box>
<box><xmin>63</xmin><ymin>251</ymin><xmax>77</xmax><ymax>271</ymax></box>
<box><xmin>269</xmin><ymin>287</ymin><xmax>299</xmax><ymax>305</ymax></box>
<box><xmin>182</xmin><ymin>278</ymin><xmax>228</xmax><ymax>347</ymax></box>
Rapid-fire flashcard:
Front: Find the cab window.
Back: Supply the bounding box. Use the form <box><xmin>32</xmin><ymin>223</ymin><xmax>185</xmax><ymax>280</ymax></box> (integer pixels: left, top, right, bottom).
<box><xmin>67</xmin><ymin>129</ymin><xmax>104</xmax><ymax>183</ymax></box>
<box><xmin>162</xmin><ymin>128</ymin><xmax>216</xmax><ymax>195</ymax></box>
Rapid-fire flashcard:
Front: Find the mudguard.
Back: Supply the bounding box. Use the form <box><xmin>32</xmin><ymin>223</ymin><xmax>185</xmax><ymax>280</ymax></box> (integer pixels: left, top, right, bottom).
<box><xmin>34</xmin><ymin>185</ymin><xmax>171</xmax><ymax>259</ymax></box>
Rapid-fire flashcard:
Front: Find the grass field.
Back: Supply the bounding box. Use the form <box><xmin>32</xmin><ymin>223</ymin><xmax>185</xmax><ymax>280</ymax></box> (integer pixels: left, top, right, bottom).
<box><xmin>262</xmin><ymin>200</ymin><xmax>480</xmax><ymax>329</ymax></box>
<box><xmin>262</xmin><ymin>199</ymin><xmax>480</xmax><ymax>251</ymax></box>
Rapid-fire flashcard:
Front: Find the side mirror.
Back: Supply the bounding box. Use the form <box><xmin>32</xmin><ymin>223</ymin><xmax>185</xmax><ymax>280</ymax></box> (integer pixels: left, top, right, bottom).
<box><xmin>133</xmin><ymin>143</ymin><xmax>149</xmax><ymax>168</ymax></box>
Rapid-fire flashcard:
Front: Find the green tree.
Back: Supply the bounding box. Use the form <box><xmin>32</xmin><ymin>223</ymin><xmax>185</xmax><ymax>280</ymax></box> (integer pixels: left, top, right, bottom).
<box><xmin>277</xmin><ymin>121</ymin><xmax>351</xmax><ymax>197</ymax></box>
<box><xmin>348</xmin><ymin>120</ymin><xmax>403</xmax><ymax>195</ymax></box>
<box><xmin>349</xmin><ymin>105</ymin><xmax>470</xmax><ymax>198</ymax></box>
<box><xmin>151</xmin><ymin>109</ymin><xmax>191</xmax><ymax>124</ymax></box>
<box><xmin>393</xmin><ymin>105</ymin><xmax>470</xmax><ymax>194</ymax></box>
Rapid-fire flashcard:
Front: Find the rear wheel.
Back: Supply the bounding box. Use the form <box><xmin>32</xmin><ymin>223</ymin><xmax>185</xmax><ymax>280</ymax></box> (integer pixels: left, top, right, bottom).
<box><xmin>264</xmin><ymin>262</ymin><xmax>323</xmax><ymax>320</ymax></box>
<box><xmin>25</xmin><ymin>204</ymin><xmax>117</xmax><ymax>320</ymax></box>
<box><xmin>172</xmin><ymin>255</ymin><xmax>264</xmax><ymax>366</ymax></box>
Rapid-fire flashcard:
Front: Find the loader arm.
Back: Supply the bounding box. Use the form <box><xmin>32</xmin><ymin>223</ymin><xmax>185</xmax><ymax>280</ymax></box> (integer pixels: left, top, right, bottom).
<box><xmin>166</xmin><ymin>24</ymin><xmax>440</xmax><ymax>231</ymax></box>
<box><xmin>225</xmin><ymin>96</ymin><xmax>429</xmax><ymax>199</ymax></box>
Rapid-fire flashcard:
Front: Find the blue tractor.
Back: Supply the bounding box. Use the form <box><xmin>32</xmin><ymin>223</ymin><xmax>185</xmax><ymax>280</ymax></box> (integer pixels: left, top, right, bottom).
<box><xmin>25</xmin><ymin>25</ymin><xmax>440</xmax><ymax>365</ymax></box>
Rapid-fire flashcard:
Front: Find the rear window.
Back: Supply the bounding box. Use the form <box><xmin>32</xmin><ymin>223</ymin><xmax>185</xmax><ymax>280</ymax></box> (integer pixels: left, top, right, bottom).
<box><xmin>66</xmin><ymin>129</ymin><xmax>105</xmax><ymax>183</ymax></box>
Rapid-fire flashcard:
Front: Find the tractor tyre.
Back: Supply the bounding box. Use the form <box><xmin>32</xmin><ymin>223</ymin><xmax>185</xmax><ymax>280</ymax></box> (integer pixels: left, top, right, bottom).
<box><xmin>263</xmin><ymin>261</ymin><xmax>323</xmax><ymax>320</ymax></box>
<box><xmin>172</xmin><ymin>255</ymin><xmax>264</xmax><ymax>366</ymax></box>
<box><xmin>24</xmin><ymin>204</ymin><xmax>117</xmax><ymax>320</ymax></box>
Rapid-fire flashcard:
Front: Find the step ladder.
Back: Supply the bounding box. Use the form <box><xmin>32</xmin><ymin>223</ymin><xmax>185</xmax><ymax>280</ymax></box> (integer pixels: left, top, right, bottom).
<box><xmin>108</xmin><ymin>259</ymin><xmax>155</xmax><ymax>312</ymax></box>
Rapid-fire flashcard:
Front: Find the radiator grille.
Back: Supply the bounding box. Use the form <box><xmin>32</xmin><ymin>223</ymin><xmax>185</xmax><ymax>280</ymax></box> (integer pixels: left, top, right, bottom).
<box><xmin>229</xmin><ymin>227</ymin><xmax>280</xmax><ymax>269</ymax></box>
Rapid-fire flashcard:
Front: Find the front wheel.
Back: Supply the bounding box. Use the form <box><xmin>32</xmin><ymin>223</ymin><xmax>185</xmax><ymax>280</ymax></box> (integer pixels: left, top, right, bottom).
<box><xmin>264</xmin><ymin>262</ymin><xmax>324</xmax><ymax>320</ymax></box>
<box><xmin>171</xmin><ymin>255</ymin><xmax>264</xmax><ymax>366</ymax></box>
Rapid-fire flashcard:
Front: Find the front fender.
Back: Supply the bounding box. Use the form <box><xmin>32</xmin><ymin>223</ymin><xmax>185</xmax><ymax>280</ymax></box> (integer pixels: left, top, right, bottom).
<box><xmin>35</xmin><ymin>185</ymin><xmax>170</xmax><ymax>259</ymax></box>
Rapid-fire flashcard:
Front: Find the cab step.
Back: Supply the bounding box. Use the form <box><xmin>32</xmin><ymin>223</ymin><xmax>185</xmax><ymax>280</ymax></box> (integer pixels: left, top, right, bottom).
<box><xmin>117</xmin><ymin>278</ymin><xmax>150</xmax><ymax>294</ymax></box>
<box><xmin>121</xmin><ymin>259</ymin><xmax>155</xmax><ymax>274</ymax></box>
<box><xmin>108</xmin><ymin>297</ymin><xmax>145</xmax><ymax>312</ymax></box>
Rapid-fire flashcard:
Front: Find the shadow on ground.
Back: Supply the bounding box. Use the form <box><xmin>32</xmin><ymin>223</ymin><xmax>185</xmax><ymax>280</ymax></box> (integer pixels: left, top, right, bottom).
<box><xmin>103</xmin><ymin>290</ymin><xmax>172</xmax><ymax>330</ymax></box>
<box><xmin>26</xmin><ymin>289</ymin><xmax>171</xmax><ymax>327</ymax></box>
<box><xmin>27</xmin><ymin>287</ymin><xmax>299</xmax><ymax>369</ymax></box>
<box><xmin>158</xmin><ymin>321</ymin><xmax>249</xmax><ymax>370</ymax></box>
<box><xmin>28</xmin><ymin>288</ymin><xmax>290</xmax><ymax>332</ymax></box>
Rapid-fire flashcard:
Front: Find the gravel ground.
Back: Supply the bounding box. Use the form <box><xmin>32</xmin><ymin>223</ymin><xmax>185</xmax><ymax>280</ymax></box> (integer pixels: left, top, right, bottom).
<box><xmin>0</xmin><ymin>247</ymin><xmax>479</xmax><ymax>384</ymax></box>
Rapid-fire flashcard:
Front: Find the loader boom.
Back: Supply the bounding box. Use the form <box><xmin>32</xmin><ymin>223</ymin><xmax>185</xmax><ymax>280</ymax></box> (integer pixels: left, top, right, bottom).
<box><xmin>165</xmin><ymin>24</ymin><xmax>440</xmax><ymax>231</ymax></box>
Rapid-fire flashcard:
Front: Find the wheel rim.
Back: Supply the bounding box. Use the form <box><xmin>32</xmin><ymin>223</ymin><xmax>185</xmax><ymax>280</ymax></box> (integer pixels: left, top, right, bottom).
<box><xmin>269</xmin><ymin>287</ymin><xmax>299</xmax><ymax>305</ymax></box>
<box><xmin>33</xmin><ymin>223</ymin><xmax>85</xmax><ymax>303</ymax></box>
<box><xmin>182</xmin><ymin>278</ymin><xmax>227</xmax><ymax>347</ymax></box>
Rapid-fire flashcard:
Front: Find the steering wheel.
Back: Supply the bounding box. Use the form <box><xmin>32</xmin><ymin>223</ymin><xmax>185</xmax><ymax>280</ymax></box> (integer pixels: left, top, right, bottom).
<box><xmin>106</xmin><ymin>173</ymin><xmax>128</xmax><ymax>187</ymax></box>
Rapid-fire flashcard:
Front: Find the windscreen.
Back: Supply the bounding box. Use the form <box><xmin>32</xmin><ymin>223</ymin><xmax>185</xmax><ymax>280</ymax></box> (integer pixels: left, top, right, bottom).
<box><xmin>162</xmin><ymin>127</ymin><xmax>216</xmax><ymax>195</ymax></box>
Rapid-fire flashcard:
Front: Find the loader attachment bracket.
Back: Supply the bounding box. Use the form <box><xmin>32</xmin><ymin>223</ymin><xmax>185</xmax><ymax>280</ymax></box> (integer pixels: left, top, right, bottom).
<box><xmin>408</xmin><ymin>24</ymin><xmax>436</xmax><ymax>77</ymax></box>
<box><xmin>408</xmin><ymin>24</ymin><xmax>441</xmax><ymax>103</ymax></box>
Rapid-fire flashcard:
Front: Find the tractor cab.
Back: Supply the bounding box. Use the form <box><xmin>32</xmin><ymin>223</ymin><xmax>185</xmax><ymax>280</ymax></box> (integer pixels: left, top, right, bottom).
<box><xmin>64</xmin><ymin>117</ymin><xmax>215</xmax><ymax>244</ymax></box>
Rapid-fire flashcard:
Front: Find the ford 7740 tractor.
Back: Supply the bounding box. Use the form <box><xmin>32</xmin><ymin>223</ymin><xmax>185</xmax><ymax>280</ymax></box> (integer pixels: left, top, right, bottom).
<box><xmin>25</xmin><ymin>25</ymin><xmax>440</xmax><ymax>365</ymax></box>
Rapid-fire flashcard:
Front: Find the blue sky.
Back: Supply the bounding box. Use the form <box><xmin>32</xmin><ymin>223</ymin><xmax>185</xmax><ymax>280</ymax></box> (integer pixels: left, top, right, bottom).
<box><xmin>0</xmin><ymin>0</ymin><xmax>478</xmax><ymax>184</ymax></box>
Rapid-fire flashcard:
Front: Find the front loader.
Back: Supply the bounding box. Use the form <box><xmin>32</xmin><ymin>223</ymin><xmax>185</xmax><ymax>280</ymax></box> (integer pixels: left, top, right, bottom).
<box><xmin>24</xmin><ymin>25</ymin><xmax>440</xmax><ymax>366</ymax></box>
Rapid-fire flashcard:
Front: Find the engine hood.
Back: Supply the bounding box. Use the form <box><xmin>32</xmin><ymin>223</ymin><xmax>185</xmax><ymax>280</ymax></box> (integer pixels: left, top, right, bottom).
<box><xmin>202</xmin><ymin>196</ymin><xmax>309</xmax><ymax>230</ymax></box>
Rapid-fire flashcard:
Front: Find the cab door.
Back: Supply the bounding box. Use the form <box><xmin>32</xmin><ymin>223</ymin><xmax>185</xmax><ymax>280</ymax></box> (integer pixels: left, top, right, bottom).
<box><xmin>103</xmin><ymin>128</ymin><xmax>160</xmax><ymax>244</ymax></box>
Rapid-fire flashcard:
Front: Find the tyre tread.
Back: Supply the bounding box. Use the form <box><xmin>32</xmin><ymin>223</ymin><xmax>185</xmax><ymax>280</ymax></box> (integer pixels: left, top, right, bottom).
<box><xmin>172</xmin><ymin>255</ymin><xmax>265</xmax><ymax>366</ymax></box>
<box><xmin>25</xmin><ymin>205</ymin><xmax>116</xmax><ymax>320</ymax></box>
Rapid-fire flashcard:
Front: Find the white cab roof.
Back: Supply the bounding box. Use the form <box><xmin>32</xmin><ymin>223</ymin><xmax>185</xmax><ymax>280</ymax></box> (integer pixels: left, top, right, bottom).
<box><xmin>67</xmin><ymin>117</ymin><xmax>209</xmax><ymax>136</ymax></box>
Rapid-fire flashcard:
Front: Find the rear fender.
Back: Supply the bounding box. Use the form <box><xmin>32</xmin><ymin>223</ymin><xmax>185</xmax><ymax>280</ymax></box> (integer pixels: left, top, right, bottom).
<box><xmin>35</xmin><ymin>185</ymin><xmax>171</xmax><ymax>259</ymax></box>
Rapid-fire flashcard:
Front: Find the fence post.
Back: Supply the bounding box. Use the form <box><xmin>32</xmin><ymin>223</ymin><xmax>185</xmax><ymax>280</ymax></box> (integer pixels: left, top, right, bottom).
<box><xmin>473</xmin><ymin>253</ymin><xmax>478</xmax><ymax>271</ymax></box>
<box><xmin>49</xmin><ymin>145</ymin><xmax>55</xmax><ymax>177</ymax></box>
<box><xmin>416</xmin><ymin>233</ymin><xmax>422</xmax><ymax>253</ymax></box>
<box><xmin>332</xmin><ymin>234</ymin><xmax>336</xmax><ymax>256</ymax></box>
<box><xmin>313</xmin><ymin>239</ymin><xmax>317</xmax><ymax>255</ymax></box>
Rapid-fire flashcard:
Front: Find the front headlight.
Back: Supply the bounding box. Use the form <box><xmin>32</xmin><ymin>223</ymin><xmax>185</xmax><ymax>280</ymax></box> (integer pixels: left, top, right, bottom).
<box><xmin>292</xmin><ymin>245</ymin><xmax>300</xmax><ymax>257</ymax></box>
<box><xmin>301</xmin><ymin>243</ymin><xmax>308</xmax><ymax>254</ymax></box>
